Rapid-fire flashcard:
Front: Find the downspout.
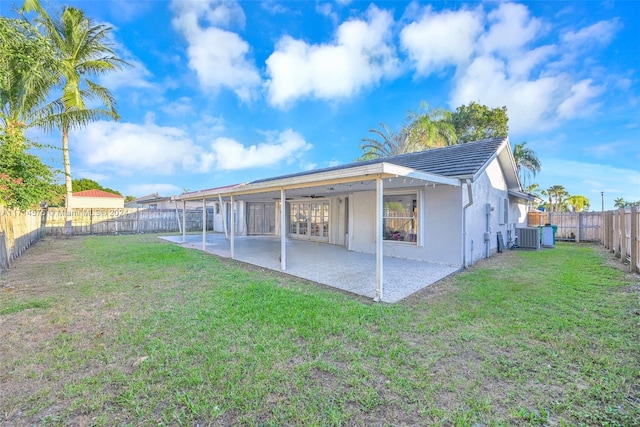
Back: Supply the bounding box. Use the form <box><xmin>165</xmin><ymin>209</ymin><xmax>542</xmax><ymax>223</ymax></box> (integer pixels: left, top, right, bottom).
<box><xmin>462</xmin><ymin>179</ymin><xmax>473</xmax><ymax>268</ymax></box>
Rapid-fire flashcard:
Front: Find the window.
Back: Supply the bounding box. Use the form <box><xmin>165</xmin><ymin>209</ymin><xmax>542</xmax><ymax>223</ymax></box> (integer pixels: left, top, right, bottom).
<box><xmin>383</xmin><ymin>193</ymin><xmax>418</xmax><ymax>243</ymax></box>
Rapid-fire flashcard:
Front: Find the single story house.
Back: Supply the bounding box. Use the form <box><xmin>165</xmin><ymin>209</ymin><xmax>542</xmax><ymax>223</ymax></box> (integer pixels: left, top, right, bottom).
<box><xmin>72</xmin><ymin>189</ymin><xmax>124</xmax><ymax>209</ymax></box>
<box><xmin>125</xmin><ymin>193</ymin><xmax>176</xmax><ymax>210</ymax></box>
<box><xmin>174</xmin><ymin>137</ymin><xmax>534</xmax><ymax>301</ymax></box>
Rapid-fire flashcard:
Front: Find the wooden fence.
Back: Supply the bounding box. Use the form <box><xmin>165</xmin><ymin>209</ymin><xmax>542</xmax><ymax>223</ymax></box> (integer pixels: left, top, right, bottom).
<box><xmin>527</xmin><ymin>209</ymin><xmax>639</xmax><ymax>274</ymax></box>
<box><xmin>0</xmin><ymin>208</ymin><xmax>214</xmax><ymax>270</ymax></box>
<box><xmin>43</xmin><ymin>208</ymin><xmax>213</xmax><ymax>235</ymax></box>
<box><xmin>0</xmin><ymin>206</ymin><xmax>46</xmax><ymax>270</ymax></box>
<box><xmin>601</xmin><ymin>206</ymin><xmax>639</xmax><ymax>274</ymax></box>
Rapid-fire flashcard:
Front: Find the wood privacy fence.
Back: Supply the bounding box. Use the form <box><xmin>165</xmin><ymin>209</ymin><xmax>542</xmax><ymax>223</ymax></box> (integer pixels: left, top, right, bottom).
<box><xmin>601</xmin><ymin>206</ymin><xmax>639</xmax><ymax>274</ymax></box>
<box><xmin>43</xmin><ymin>208</ymin><xmax>213</xmax><ymax>235</ymax></box>
<box><xmin>0</xmin><ymin>208</ymin><xmax>214</xmax><ymax>270</ymax></box>
<box><xmin>527</xmin><ymin>209</ymin><xmax>639</xmax><ymax>274</ymax></box>
<box><xmin>0</xmin><ymin>206</ymin><xmax>46</xmax><ymax>270</ymax></box>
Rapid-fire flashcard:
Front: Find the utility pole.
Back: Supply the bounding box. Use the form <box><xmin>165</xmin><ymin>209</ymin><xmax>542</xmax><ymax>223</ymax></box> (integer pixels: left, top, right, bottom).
<box><xmin>601</xmin><ymin>191</ymin><xmax>604</xmax><ymax>212</ymax></box>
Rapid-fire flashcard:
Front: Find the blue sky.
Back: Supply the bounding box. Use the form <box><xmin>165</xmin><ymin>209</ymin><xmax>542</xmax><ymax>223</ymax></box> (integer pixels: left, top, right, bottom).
<box><xmin>5</xmin><ymin>0</ymin><xmax>639</xmax><ymax>209</ymax></box>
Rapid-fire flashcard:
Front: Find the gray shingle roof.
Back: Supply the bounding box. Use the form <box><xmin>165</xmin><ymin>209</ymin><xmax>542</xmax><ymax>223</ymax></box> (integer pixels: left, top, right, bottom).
<box><xmin>252</xmin><ymin>137</ymin><xmax>507</xmax><ymax>184</ymax></box>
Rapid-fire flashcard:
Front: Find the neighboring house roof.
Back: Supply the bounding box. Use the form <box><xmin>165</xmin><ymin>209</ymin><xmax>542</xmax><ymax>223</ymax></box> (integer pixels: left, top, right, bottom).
<box><xmin>132</xmin><ymin>193</ymin><xmax>172</xmax><ymax>204</ymax></box>
<box><xmin>73</xmin><ymin>189</ymin><xmax>123</xmax><ymax>198</ymax></box>
<box><xmin>253</xmin><ymin>137</ymin><xmax>509</xmax><ymax>184</ymax></box>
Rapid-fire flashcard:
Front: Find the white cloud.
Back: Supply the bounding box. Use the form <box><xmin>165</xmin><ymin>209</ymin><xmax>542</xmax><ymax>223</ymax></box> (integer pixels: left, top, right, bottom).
<box><xmin>74</xmin><ymin>120</ymin><xmax>207</xmax><ymax>175</ymax></box>
<box><xmin>171</xmin><ymin>0</ymin><xmax>260</xmax><ymax>102</ymax></box>
<box><xmin>557</xmin><ymin>79</ymin><xmax>604</xmax><ymax>119</ymax></box>
<box><xmin>479</xmin><ymin>3</ymin><xmax>541</xmax><ymax>55</ymax></box>
<box><xmin>209</xmin><ymin>129</ymin><xmax>312</xmax><ymax>170</ymax></box>
<box><xmin>400</xmin><ymin>7</ymin><xmax>482</xmax><ymax>75</ymax></box>
<box><xmin>126</xmin><ymin>183</ymin><xmax>183</xmax><ymax>197</ymax></box>
<box><xmin>451</xmin><ymin>56</ymin><xmax>561</xmax><ymax>133</ymax></box>
<box><xmin>265</xmin><ymin>5</ymin><xmax>399</xmax><ymax>107</ymax></box>
<box><xmin>561</xmin><ymin>19</ymin><xmax>621</xmax><ymax>47</ymax></box>
<box><xmin>73</xmin><ymin>120</ymin><xmax>311</xmax><ymax>175</ymax></box>
<box><xmin>161</xmin><ymin>97</ymin><xmax>194</xmax><ymax>116</ymax></box>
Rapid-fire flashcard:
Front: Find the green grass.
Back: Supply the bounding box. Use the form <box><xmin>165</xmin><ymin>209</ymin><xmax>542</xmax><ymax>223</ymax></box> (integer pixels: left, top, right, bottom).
<box><xmin>0</xmin><ymin>236</ymin><xmax>638</xmax><ymax>426</ymax></box>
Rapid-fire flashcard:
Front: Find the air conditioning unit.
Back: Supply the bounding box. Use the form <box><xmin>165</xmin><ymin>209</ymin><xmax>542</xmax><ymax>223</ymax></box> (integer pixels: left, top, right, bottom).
<box><xmin>515</xmin><ymin>227</ymin><xmax>540</xmax><ymax>249</ymax></box>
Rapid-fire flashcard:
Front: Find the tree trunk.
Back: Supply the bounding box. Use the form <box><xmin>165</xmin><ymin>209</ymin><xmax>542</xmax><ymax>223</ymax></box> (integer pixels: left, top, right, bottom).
<box><xmin>63</xmin><ymin>127</ymin><xmax>73</xmax><ymax>235</ymax></box>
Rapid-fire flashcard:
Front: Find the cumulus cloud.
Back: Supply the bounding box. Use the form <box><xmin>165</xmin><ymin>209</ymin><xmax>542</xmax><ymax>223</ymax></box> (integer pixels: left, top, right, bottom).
<box><xmin>209</xmin><ymin>129</ymin><xmax>312</xmax><ymax>170</ymax></box>
<box><xmin>72</xmin><ymin>119</ymin><xmax>311</xmax><ymax>175</ymax></box>
<box><xmin>396</xmin><ymin>2</ymin><xmax>623</xmax><ymax>134</ymax></box>
<box><xmin>265</xmin><ymin>5</ymin><xmax>399</xmax><ymax>107</ymax></box>
<box><xmin>400</xmin><ymin>7</ymin><xmax>482</xmax><ymax>75</ymax></box>
<box><xmin>171</xmin><ymin>0</ymin><xmax>260</xmax><ymax>102</ymax></box>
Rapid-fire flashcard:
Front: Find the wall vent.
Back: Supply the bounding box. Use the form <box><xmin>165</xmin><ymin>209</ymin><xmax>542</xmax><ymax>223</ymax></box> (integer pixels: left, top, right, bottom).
<box><xmin>515</xmin><ymin>227</ymin><xmax>540</xmax><ymax>249</ymax></box>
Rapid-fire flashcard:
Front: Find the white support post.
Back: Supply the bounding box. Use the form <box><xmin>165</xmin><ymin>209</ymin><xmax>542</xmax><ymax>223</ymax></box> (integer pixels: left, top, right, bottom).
<box><xmin>280</xmin><ymin>188</ymin><xmax>286</xmax><ymax>271</ymax></box>
<box><xmin>374</xmin><ymin>176</ymin><xmax>384</xmax><ymax>302</ymax></box>
<box><xmin>182</xmin><ymin>200</ymin><xmax>186</xmax><ymax>242</ymax></box>
<box><xmin>202</xmin><ymin>198</ymin><xmax>206</xmax><ymax>250</ymax></box>
<box><xmin>230</xmin><ymin>195</ymin><xmax>235</xmax><ymax>259</ymax></box>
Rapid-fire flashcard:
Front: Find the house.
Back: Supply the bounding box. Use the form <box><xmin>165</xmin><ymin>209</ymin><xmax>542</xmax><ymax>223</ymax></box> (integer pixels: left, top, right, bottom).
<box><xmin>174</xmin><ymin>137</ymin><xmax>534</xmax><ymax>300</ymax></box>
<box><xmin>125</xmin><ymin>193</ymin><xmax>177</xmax><ymax>210</ymax></box>
<box><xmin>72</xmin><ymin>189</ymin><xmax>124</xmax><ymax>209</ymax></box>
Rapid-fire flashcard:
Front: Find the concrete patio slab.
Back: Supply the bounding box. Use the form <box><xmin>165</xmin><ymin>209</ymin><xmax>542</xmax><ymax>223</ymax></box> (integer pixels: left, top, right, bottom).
<box><xmin>160</xmin><ymin>233</ymin><xmax>460</xmax><ymax>303</ymax></box>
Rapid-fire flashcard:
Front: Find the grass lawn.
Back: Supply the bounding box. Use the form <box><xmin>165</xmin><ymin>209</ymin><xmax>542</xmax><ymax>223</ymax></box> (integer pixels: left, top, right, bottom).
<box><xmin>0</xmin><ymin>235</ymin><xmax>638</xmax><ymax>426</ymax></box>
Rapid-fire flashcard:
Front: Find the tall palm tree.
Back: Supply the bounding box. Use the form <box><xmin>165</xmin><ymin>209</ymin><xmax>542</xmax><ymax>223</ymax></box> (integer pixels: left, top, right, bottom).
<box><xmin>513</xmin><ymin>142</ymin><xmax>541</xmax><ymax>188</ymax></box>
<box><xmin>37</xmin><ymin>6</ymin><xmax>128</xmax><ymax>234</ymax></box>
<box><xmin>406</xmin><ymin>104</ymin><xmax>457</xmax><ymax>149</ymax></box>
<box><xmin>613</xmin><ymin>197</ymin><xmax>627</xmax><ymax>208</ymax></box>
<box><xmin>546</xmin><ymin>185</ymin><xmax>568</xmax><ymax>213</ymax></box>
<box><xmin>358</xmin><ymin>123</ymin><xmax>412</xmax><ymax>160</ymax></box>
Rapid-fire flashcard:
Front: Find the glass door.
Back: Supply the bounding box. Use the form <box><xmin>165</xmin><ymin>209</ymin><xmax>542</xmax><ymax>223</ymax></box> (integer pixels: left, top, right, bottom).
<box><xmin>289</xmin><ymin>201</ymin><xmax>329</xmax><ymax>241</ymax></box>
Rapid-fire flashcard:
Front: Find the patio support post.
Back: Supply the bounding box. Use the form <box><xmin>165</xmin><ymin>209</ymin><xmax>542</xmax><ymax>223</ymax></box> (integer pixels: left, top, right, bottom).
<box><xmin>280</xmin><ymin>188</ymin><xmax>286</xmax><ymax>271</ymax></box>
<box><xmin>230</xmin><ymin>195</ymin><xmax>235</xmax><ymax>259</ymax></box>
<box><xmin>182</xmin><ymin>200</ymin><xmax>186</xmax><ymax>243</ymax></box>
<box><xmin>202</xmin><ymin>198</ymin><xmax>206</xmax><ymax>250</ymax></box>
<box><xmin>374</xmin><ymin>176</ymin><xmax>384</xmax><ymax>302</ymax></box>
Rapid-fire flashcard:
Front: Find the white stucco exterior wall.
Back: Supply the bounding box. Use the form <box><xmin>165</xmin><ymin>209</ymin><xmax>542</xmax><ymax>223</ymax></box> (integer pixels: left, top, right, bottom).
<box><xmin>349</xmin><ymin>185</ymin><xmax>463</xmax><ymax>266</ymax></box>
<box><xmin>72</xmin><ymin>196</ymin><xmax>124</xmax><ymax>209</ymax></box>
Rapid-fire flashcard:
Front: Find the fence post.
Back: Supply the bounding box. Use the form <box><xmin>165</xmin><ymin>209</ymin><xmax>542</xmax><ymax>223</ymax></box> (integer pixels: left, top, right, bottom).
<box><xmin>631</xmin><ymin>205</ymin><xmax>638</xmax><ymax>274</ymax></box>
<box><xmin>620</xmin><ymin>208</ymin><xmax>628</xmax><ymax>261</ymax></box>
<box><xmin>575</xmin><ymin>212</ymin><xmax>580</xmax><ymax>243</ymax></box>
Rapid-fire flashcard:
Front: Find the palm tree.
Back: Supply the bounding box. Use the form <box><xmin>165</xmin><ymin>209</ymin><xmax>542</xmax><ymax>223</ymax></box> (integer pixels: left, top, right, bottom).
<box><xmin>613</xmin><ymin>197</ymin><xmax>627</xmax><ymax>208</ymax></box>
<box><xmin>546</xmin><ymin>185</ymin><xmax>568</xmax><ymax>213</ymax></box>
<box><xmin>358</xmin><ymin>123</ymin><xmax>413</xmax><ymax>160</ymax></box>
<box><xmin>513</xmin><ymin>142</ymin><xmax>541</xmax><ymax>188</ymax></box>
<box><xmin>36</xmin><ymin>6</ymin><xmax>128</xmax><ymax>234</ymax></box>
<box><xmin>406</xmin><ymin>103</ymin><xmax>457</xmax><ymax>149</ymax></box>
<box><xmin>0</xmin><ymin>17</ymin><xmax>58</xmax><ymax>137</ymax></box>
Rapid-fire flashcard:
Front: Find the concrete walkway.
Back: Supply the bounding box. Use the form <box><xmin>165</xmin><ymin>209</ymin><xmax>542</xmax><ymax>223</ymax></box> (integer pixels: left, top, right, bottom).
<box><xmin>160</xmin><ymin>233</ymin><xmax>459</xmax><ymax>303</ymax></box>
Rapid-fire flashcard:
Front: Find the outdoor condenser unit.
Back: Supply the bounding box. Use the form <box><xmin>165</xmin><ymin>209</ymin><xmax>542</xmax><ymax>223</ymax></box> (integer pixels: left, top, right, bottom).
<box><xmin>515</xmin><ymin>227</ymin><xmax>541</xmax><ymax>249</ymax></box>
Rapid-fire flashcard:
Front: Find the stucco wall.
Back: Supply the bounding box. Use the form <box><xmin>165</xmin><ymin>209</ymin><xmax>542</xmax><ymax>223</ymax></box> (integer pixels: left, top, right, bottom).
<box><xmin>72</xmin><ymin>196</ymin><xmax>124</xmax><ymax>209</ymax></box>
<box><xmin>463</xmin><ymin>158</ymin><xmax>525</xmax><ymax>265</ymax></box>
<box><xmin>349</xmin><ymin>185</ymin><xmax>463</xmax><ymax>266</ymax></box>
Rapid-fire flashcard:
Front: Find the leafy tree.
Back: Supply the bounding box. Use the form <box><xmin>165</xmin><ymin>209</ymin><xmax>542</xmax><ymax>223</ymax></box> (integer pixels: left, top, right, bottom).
<box><xmin>71</xmin><ymin>178</ymin><xmax>121</xmax><ymax>195</ymax></box>
<box><xmin>124</xmin><ymin>195</ymin><xmax>136</xmax><ymax>203</ymax></box>
<box><xmin>450</xmin><ymin>102</ymin><xmax>508</xmax><ymax>143</ymax></box>
<box><xmin>613</xmin><ymin>197</ymin><xmax>626</xmax><ymax>208</ymax></box>
<box><xmin>358</xmin><ymin>123</ymin><xmax>412</xmax><ymax>160</ymax></box>
<box><xmin>0</xmin><ymin>129</ymin><xmax>58</xmax><ymax>209</ymax></box>
<box><xmin>512</xmin><ymin>142</ymin><xmax>541</xmax><ymax>188</ymax></box>
<box><xmin>33</xmin><ymin>6</ymin><xmax>129</xmax><ymax>234</ymax></box>
<box><xmin>567</xmin><ymin>195</ymin><xmax>590</xmax><ymax>212</ymax></box>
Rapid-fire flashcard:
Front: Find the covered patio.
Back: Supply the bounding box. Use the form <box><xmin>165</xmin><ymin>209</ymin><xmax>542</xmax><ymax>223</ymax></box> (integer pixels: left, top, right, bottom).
<box><xmin>160</xmin><ymin>233</ymin><xmax>459</xmax><ymax>303</ymax></box>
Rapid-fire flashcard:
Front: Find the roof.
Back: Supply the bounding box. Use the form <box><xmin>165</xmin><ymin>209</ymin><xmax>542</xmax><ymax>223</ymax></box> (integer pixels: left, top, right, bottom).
<box><xmin>175</xmin><ymin>137</ymin><xmax>519</xmax><ymax>201</ymax></box>
<box><xmin>72</xmin><ymin>189</ymin><xmax>123</xmax><ymax>199</ymax></box>
<box><xmin>132</xmin><ymin>193</ymin><xmax>171</xmax><ymax>204</ymax></box>
<box><xmin>253</xmin><ymin>137</ymin><xmax>507</xmax><ymax>184</ymax></box>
